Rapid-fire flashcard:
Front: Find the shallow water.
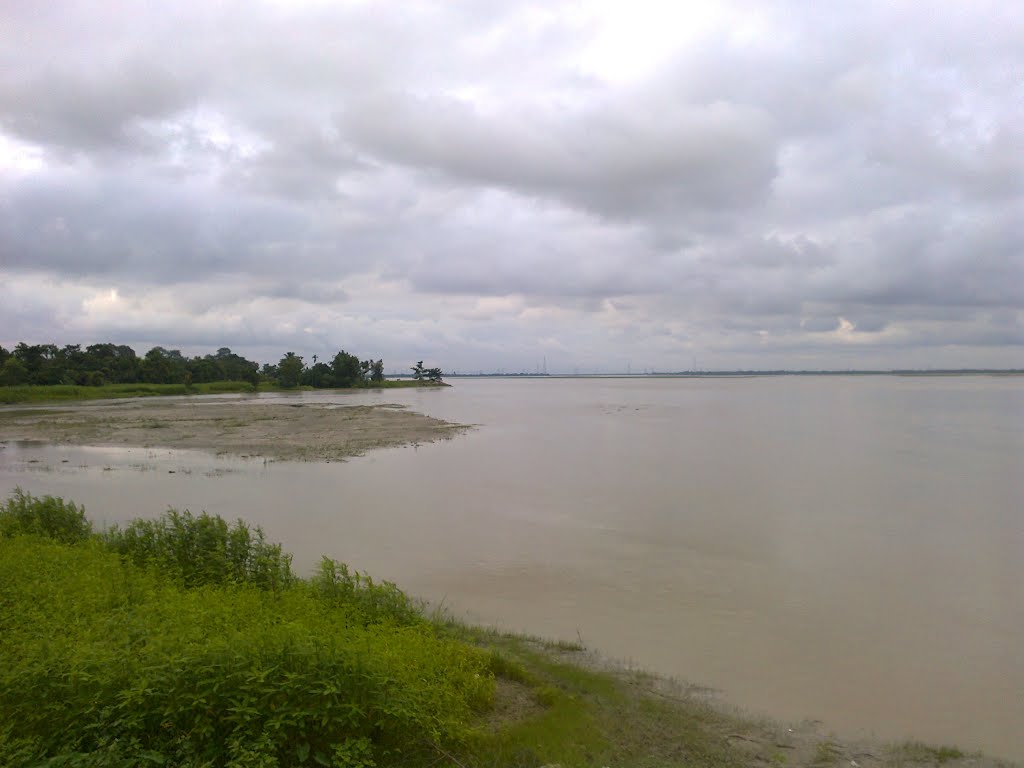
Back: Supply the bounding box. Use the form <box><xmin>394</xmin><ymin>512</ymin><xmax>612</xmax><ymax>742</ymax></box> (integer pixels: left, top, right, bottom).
<box><xmin>2</xmin><ymin>376</ymin><xmax>1022</xmax><ymax>759</ymax></box>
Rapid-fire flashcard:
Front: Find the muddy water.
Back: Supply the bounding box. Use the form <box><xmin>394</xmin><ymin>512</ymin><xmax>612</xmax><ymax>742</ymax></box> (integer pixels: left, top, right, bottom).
<box><xmin>1</xmin><ymin>377</ymin><xmax>1022</xmax><ymax>759</ymax></box>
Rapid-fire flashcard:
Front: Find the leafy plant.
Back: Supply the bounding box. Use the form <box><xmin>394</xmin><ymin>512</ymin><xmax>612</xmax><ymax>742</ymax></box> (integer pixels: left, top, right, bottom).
<box><xmin>0</xmin><ymin>492</ymin><xmax>496</xmax><ymax>767</ymax></box>
<box><xmin>104</xmin><ymin>508</ymin><xmax>294</xmax><ymax>590</ymax></box>
<box><xmin>0</xmin><ymin>488</ymin><xmax>92</xmax><ymax>543</ymax></box>
<box><xmin>314</xmin><ymin>557</ymin><xmax>423</xmax><ymax>626</ymax></box>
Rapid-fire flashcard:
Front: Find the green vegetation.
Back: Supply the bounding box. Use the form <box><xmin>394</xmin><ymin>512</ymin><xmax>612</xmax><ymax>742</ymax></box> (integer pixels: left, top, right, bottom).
<box><xmin>269</xmin><ymin>350</ymin><xmax>407</xmax><ymax>390</ymax></box>
<box><xmin>0</xmin><ymin>381</ymin><xmax>259</xmax><ymax>404</ymax></box>
<box><xmin>0</xmin><ymin>491</ymin><xmax>490</xmax><ymax>767</ymax></box>
<box><xmin>812</xmin><ymin>738</ymin><xmax>840</xmax><ymax>765</ymax></box>
<box><xmin>0</xmin><ymin>343</ymin><xmax>261</xmax><ymax>388</ymax></box>
<box><xmin>888</xmin><ymin>742</ymin><xmax>969</xmax><ymax>766</ymax></box>
<box><xmin>0</xmin><ymin>490</ymin><xmax>985</xmax><ymax>768</ymax></box>
<box><xmin>104</xmin><ymin>509</ymin><xmax>294</xmax><ymax>591</ymax></box>
<box><xmin>410</xmin><ymin>361</ymin><xmax>443</xmax><ymax>384</ymax></box>
<box><xmin>0</xmin><ymin>488</ymin><xmax>92</xmax><ymax>543</ymax></box>
<box><xmin>0</xmin><ymin>342</ymin><xmax>446</xmax><ymax>397</ymax></box>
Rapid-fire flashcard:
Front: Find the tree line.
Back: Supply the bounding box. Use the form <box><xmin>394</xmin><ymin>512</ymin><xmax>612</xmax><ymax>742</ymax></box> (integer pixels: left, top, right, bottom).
<box><xmin>0</xmin><ymin>342</ymin><xmax>440</xmax><ymax>389</ymax></box>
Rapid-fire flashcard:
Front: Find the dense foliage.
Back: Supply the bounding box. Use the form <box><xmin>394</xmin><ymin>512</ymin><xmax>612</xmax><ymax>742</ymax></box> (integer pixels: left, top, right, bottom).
<box><xmin>104</xmin><ymin>509</ymin><xmax>295</xmax><ymax>591</ymax></box>
<box><xmin>0</xmin><ymin>343</ymin><xmax>259</xmax><ymax>387</ymax></box>
<box><xmin>0</xmin><ymin>488</ymin><xmax>93</xmax><ymax>544</ymax></box>
<box><xmin>0</xmin><ymin>491</ymin><xmax>493</xmax><ymax>767</ymax></box>
<box><xmin>0</xmin><ymin>343</ymin><xmax>435</xmax><ymax>391</ymax></box>
<box><xmin>268</xmin><ymin>351</ymin><xmax>386</xmax><ymax>389</ymax></box>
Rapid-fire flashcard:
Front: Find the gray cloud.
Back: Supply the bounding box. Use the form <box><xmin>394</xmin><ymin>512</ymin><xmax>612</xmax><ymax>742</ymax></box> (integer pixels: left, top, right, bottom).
<box><xmin>0</xmin><ymin>0</ymin><xmax>1021</xmax><ymax>370</ymax></box>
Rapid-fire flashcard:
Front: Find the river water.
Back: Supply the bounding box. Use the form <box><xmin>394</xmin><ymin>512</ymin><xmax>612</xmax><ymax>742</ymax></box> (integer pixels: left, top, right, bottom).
<box><xmin>1</xmin><ymin>376</ymin><xmax>1022</xmax><ymax>759</ymax></box>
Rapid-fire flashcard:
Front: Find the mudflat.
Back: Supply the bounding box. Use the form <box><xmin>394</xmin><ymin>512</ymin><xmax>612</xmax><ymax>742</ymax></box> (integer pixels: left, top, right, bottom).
<box><xmin>0</xmin><ymin>398</ymin><xmax>468</xmax><ymax>461</ymax></box>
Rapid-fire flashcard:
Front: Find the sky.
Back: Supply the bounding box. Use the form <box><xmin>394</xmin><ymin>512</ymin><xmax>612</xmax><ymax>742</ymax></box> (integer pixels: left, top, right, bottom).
<box><xmin>1</xmin><ymin>1</ymin><xmax>1022</xmax><ymax>372</ymax></box>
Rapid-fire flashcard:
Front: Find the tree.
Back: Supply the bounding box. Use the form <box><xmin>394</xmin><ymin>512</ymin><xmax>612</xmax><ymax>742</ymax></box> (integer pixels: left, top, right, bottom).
<box><xmin>13</xmin><ymin>343</ymin><xmax>47</xmax><ymax>384</ymax></box>
<box><xmin>370</xmin><ymin>359</ymin><xmax>384</xmax><ymax>383</ymax></box>
<box><xmin>330</xmin><ymin>350</ymin><xmax>361</xmax><ymax>388</ymax></box>
<box><xmin>85</xmin><ymin>343</ymin><xmax>140</xmax><ymax>383</ymax></box>
<box><xmin>278</xmin><ymin>352</ymin><xmax>304</xmax><ymax>388</ymax></box>
<box><xmin>140</xmin><ymin>347</ymin><xmax>187</xmax><ymax>384</ymax></box>
<box><xmin>411</xmin><ymin>361</ymin><xmax>441</xmax><ymax>383</ymax></box>
<box><xmin>302</xmin><ymin>362</ymin><xmax>333</xmax><ymax>388</ymax></box>
<box><xmin>0</xmin><ymin>357</ymin><xmax>29</xmax><ymax>386</ymax></box>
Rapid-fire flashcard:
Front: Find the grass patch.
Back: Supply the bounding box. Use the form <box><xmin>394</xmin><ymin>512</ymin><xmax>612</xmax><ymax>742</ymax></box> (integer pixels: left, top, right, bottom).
<box><xmin>813</xmin><ymin>738</ymin><xmax>840</xmax><ymax>765</ymax></box>
<box><xmin>0</xmin><ymin>491</ymin><xmax>491</xmax><ymax>767</ymax></box>
<box><xmin>0</xmin><ymin>381</ymin><xmax>258</xmax><ymax>404</ymax></box>
<box><xmin>889</xmin><ymin>742</ymin><xmax>969</xmax><ymax>766</ymax></box>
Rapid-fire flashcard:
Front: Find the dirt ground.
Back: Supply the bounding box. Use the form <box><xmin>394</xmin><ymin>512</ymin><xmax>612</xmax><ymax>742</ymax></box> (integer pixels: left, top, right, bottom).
<box><xmin>0</xmin><ymin>399</ymin><xmax>469</xmax><ymax>461</ymax></box>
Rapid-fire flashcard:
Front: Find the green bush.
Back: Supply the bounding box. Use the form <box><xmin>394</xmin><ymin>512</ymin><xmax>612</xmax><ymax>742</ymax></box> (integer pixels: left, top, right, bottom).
<box><xmin>314</xmin><ymin>557</ymin><xmax>424</xmax><ymax>627</ymax></box>
<box><xmin>0</xmin><ymin>532</ymin><xmax>493</xmax><ymax>767</ymax></box>
<box><xmin>0</xmin><ymin>488</ymin><xmax>93</xmax><ymax>544</ymax></box>
<box><xmin>104</xmin><ymin>509</ymin><xmax>294</xmax><ymax>591</ymax></box>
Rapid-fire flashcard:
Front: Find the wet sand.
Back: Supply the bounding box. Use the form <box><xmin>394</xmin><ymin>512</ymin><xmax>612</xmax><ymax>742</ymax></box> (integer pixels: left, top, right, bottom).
<box><xmin>0</xmin><ymin>398</ymin><xmax>469</xmax><ymax>461</ymax></box>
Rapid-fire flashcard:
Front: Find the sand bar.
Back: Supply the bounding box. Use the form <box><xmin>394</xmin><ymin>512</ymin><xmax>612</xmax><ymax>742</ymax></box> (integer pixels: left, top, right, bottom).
<box><xmin>0</xmin><ymin>398</ymin><xmax>468</xmax><ymax>461</ymax></box>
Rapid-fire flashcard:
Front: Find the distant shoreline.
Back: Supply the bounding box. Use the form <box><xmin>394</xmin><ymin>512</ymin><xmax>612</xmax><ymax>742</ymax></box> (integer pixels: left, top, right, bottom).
<box><xmin>445</xmin><ymin>369</ymin><xmax>1024</xmax><ymax>378</ymax></box>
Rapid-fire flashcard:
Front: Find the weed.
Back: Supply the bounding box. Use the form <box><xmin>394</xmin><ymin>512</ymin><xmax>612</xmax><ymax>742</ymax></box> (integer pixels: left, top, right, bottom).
<box><xmin>0</xmin><ymin>492</ymin><xmax>493</xmax><ymax>767</ymax></box>
<box><xmin>0</xmin><ymin>488</ymin><xmax>92</xmax><ymax>543</ymax></box>
<box><xmin>0</xmin><ymin>381</ymin><xmax>257</xmax><ymax>405</ymax></box>
<box><xmin>814</xmin><ymin>738</ymin><xmax>841</xmax><ymax>765</ymax></box>
<box><xmin>890</xmin><ymin>741</ymin><xmax>968</xmax><ymax>766</ymax></box>
<box><xmin>104</xmin><ymin>508</ymin><xmax>294</xmax><ymax>590</ymax></box>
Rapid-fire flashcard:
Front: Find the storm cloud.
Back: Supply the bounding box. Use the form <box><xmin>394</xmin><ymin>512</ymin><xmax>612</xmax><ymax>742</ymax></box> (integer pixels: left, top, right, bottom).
<box><xmin>1</xmin><ymin>0</ymin><xmax>1021</xmax><ymax>370</ymax></box>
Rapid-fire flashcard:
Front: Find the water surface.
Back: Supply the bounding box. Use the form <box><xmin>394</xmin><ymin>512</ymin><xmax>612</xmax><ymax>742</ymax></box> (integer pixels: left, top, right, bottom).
<box><xmin>2</xmin><ymin>376</ymin><xmax>1021</xmax><ymax>758</ymax></box>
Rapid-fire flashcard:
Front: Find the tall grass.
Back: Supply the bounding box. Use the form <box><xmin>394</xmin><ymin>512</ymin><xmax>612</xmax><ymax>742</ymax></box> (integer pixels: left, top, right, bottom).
<box><xmin>0</xmin><ymin>491</ymin><xmax>493</xmax><ymax>767</ymax></box>
<box><xmin>105</xmin><ymin>509</ymin><xmax>293</xmax><ymax>591</ymax></box>
<box><xmin>0</xmin><ymin>488</ymin><xmax>92</xmax><ymax>543</ymax></box>
<box><xmin>0</xmin><ymin>381</ymin><xmax>257</xmax><ymax>404</ymax></box>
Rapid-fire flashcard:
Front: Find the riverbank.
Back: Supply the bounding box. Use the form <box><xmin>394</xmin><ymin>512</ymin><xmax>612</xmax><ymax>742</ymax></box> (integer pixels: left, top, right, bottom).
<box><xmin>450</xmin><ymin>628</ymin><xmax>1011</xmax><ymax>768</ymax></box>
<box><xmin>0</xmin><ymin>390</ymin><xmax>1018</xmax><ymax>765</ymax></box>
<box><xmin>1</xmin><ymin>490</ymin><xmax>1012</xmax><ymax>768</ymax></box>
<box><xmin>0</xmin><ymin>398</ymin><xmax>467</xmax><ymax>461</ymax></box>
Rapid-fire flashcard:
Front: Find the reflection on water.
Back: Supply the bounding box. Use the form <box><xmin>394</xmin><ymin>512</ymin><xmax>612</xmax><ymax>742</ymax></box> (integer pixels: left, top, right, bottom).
<box><xmin>2</xmin><ymin>376</ymin><xmax>1023</xmax><ymax>759</ymax></box>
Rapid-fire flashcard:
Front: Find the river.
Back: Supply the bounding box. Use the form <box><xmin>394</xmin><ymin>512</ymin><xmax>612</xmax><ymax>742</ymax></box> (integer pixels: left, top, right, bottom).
<box><xmin>1</xmin><ymin>375</ymin><xmax>1021</xmax><ymax>759</ymax></box>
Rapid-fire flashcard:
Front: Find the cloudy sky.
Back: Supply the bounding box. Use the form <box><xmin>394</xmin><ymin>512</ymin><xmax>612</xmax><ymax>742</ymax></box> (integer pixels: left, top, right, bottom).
<box><xmin>1</xmin><ymin>1</ymin><xmax>1021</xmax><ymax>371</ymax></box>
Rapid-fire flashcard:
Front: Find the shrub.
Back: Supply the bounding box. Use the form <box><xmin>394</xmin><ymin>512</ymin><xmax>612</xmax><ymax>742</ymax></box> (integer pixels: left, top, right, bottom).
<box><xmin>104</xmin><ymin>508</ymin><xmax>294</xmax><ymax>591</ymax></box>
<box><xmin>0</xmin><ymin>488</ymin><xmax>92</xmax><ymax>544</ymax></box>
<box><xmin>314</xmin><ymin>557</ymin><xmax>424</xmax><ymax>627</ymax></box>
<box><xmin>0</xmin><ymin>534</ymin><xmax>493</xmax><ymax>767</ymax></box>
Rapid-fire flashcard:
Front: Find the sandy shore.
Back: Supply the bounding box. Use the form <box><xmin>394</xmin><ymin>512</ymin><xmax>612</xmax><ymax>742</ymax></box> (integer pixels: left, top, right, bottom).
<box><xmin>0</xmin><ymin>398</ymin><xmax>469</xmax><ymax>461</ymax></box>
